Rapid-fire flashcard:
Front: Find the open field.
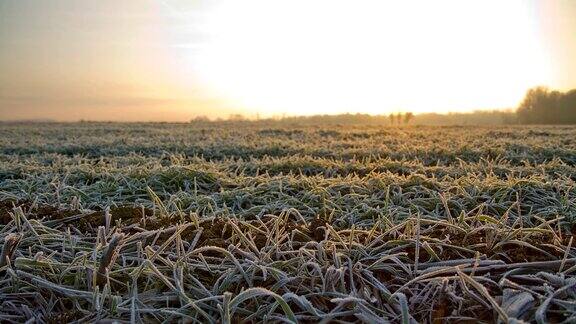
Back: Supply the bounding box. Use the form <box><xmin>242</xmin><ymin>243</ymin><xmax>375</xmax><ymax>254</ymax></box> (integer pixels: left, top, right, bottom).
<box><xmin>0</xmin><ymin>122</ymin><xmax>575</xmax><ymax>323</ymax></box>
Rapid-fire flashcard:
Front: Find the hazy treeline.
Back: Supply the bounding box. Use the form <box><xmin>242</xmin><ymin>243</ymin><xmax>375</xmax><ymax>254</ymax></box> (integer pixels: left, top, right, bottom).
<box><xmin>190</xmin><ymin>86</ymin><xmax>574</xmax><ymax>126</ymax></box>
<box><xmin>517</xmin><ymin>87</ymin><xmax>576</xmax><ymax>124</ymax></box>
<box><xmin>193</xmin><ymin>110</ymin><xmax>517</xmax><ymax>126</ymax></box>
<box><xmin>6</xmin><ymin>88</ymin><xmax>574</xmax><ymax>126</ymax></box>
<box><xmin>265</xmin><ymin>110</ymin><xmax>516</xmax><ymax>126</ymax></box>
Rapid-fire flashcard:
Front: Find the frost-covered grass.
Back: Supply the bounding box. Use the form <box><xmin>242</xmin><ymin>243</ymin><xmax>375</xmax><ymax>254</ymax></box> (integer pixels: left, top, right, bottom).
<box><xmin>0</xmin><ymin>122</ymin><xmax>575</xmax><ymax>323</ymax></box>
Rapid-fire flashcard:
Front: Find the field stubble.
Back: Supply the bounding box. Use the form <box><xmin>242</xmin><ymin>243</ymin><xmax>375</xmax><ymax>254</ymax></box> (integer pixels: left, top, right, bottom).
<box><xmin>0</xmin><ymin>123</ymin><xmax>575</xmax><ymax>323</ymax></box>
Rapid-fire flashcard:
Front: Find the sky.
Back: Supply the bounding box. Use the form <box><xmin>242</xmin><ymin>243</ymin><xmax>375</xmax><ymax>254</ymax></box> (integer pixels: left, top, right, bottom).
<box><xmin>1</xmin><ymin>0</ymin><xmax>575</xmax><ymax>121</ymax></box>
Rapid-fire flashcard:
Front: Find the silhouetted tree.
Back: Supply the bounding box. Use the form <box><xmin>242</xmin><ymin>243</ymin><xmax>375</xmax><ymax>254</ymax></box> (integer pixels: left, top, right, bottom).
<box><xmin>517</xmin><ymin>87</ymin><xmax>576</xmax><ymax>124</ymax></box>
<box><xmin>389</xmin><ymin>114</ymin><xmax>395</xmax><ymax>125</ymax></box>
<box><xmin>396</xmin><ymin>113</ymin><xmax>402</xmax><ymax>125</ymax></box>
<box><xmin>558</xmin><ymin>89</ymin><xmax>576</xmax><ymax>124</ymax></box>
<box><xmin>228</xmin><ymin>114</ymin><xmax>246</xmax><ymax>122</ymax></box>
<box><xmin>191</xmin><ymin>115</ymin><xmax>210</xmax><ymax>123</ymax></box>
<box><xmin>403</xmin><ymin>112</ymin><xmax>414</xmax><ymax>124</ymax></box>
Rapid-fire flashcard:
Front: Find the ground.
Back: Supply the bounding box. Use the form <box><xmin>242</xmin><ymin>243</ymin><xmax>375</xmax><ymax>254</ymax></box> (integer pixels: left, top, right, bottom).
<box><xmin>0</xmin><ymin>122</ymin><xmax>575</xmax><ymax>323</ymax></box>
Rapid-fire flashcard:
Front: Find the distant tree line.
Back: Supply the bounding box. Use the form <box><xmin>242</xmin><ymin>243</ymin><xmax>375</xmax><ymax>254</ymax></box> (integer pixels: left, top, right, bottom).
<box><xmin>190</xmin><ymin>87</ymin><xmax>576</xmax><ymax>126</ymax></box>
<box><xmin>516</xmin><ymin>87</ymin><xmax>576</xmax><ymax>124</ymax></box>
<box><xmin>388</xmin><ymin>112</ymin><xmax>414</xmax><ymax>125</ymax></box>
<box><xmin>191</xmin><ymin>110</ymin><xmax>519</xmax><ymax>126</ymax></box>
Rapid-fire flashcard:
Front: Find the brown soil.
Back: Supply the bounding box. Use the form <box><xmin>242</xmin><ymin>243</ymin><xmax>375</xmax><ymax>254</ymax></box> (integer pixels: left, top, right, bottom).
<box><xmin>0</xmin><ymin>200</ymin><xmax>77</xmax><ymax>224</ymax></box>
<box><xmin>76</xmin><ymin>206</ymin><xmax>154</xmax><ymax>233</ymax></box>
<box><xmin>0</xmin><ymin>200</ymin><xmax>16</xmax><ymax>224</ymax></box>
<box><xmin>309</xmin><ymin>217</ymin><xmax>328</xmax><ymax>241</ymax></box>
<box><xmin>0</xmin><ymin>199</ymin><xmax>154</xmax><ymax>233</ymax></box>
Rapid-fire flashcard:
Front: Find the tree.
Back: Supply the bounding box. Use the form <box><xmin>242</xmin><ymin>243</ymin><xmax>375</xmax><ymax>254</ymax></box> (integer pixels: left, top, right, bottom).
<box><xmin>558</xmin><ymin>89</ymin><xmax>576</xmax><ymax>124</ymax></box>
<box><xmin>389</xmin><ymin>114</ymin><xmax>395</xmax><ymax>125</ymax></box>
<box><xmin>228</xmin><ymin>114</ymin><xmax>246</xmax><ymax>122</ymax></box>
<box><xmin>403</xmin><ymin>112</ymin><xmax>414</xmax><ymax>124</ymax></box>
<box><xmin>517</xmin><ymin>86</ymin><xmax>576</xmax><ymax>124</ymax></box>
<box><xmin>191</xmin><ymin>115</ymin><xmax>210</xmax><ymax>123</ymax></box>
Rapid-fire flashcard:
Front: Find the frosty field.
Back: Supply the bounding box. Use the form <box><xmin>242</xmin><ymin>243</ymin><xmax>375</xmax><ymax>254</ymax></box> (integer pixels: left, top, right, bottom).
<box><xmin>0</xmin><ymin>122</ymin><xmax>575</xmax><ymax>323</ymax></box>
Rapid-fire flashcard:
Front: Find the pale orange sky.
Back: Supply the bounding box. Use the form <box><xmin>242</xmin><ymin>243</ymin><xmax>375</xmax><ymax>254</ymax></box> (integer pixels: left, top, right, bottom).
<box><xmin>0</xmin><ymin>0</ymin><xmax>575</xmax><ymax>121</ymax></box>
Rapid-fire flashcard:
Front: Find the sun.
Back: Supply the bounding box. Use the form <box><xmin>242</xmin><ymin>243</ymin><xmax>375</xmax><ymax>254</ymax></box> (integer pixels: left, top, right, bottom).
<box><xmin>191</xmin><ymin>0</ymin><xmax>551</xmax><ymax>116</ymax></box>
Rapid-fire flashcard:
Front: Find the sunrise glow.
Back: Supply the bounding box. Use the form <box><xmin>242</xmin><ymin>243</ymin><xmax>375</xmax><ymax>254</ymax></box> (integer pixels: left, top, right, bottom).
<box><xmin>1</xmin><ymin>0</ymin><xmax>575</xmax><ymax>120</ymax></box>
<box><xmin>188</xmin><ymin>0</ymin><xmax>551</xmax><ymax>116</ymax></box>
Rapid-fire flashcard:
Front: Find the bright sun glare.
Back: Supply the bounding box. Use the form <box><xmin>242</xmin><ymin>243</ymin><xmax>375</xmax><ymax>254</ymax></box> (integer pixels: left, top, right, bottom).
<box><xmin>190</xmin><ymin>0</ymin><xmax>551</xmax><ymax>116</ymax></box>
